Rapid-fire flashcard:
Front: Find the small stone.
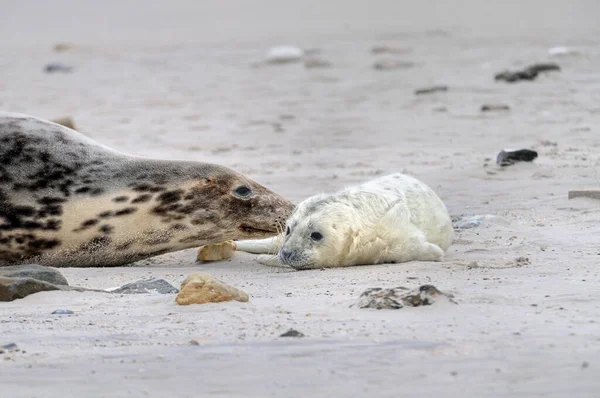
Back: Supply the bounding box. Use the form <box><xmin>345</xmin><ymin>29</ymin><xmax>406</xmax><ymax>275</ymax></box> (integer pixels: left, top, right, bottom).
<box><xmin>495</xmin><ymin>63</ymin><xmax>560</xmax><ymax>83</ymax></box>
<box><xmin>280</xmin><ymin>329</ymin><xmax>304</xmax><ymax>337</ymax></box>
<box><xmin>415</xmin><ymin>86</ymin><xmax>448</xmax><ymax>95</ymax></box>
<box><xmin>304</xmin><ymin>57</ymin><xmax>331</xmax><ymax>68</ymax></box>
<box><xmin>53</xmin><ymin>43</ymin><xmax>77</xmax><ymax>52</ymax></box>
<box><xmin>176</xmin><ymin>274</ymin><xmax>249</xmax><ymax>305</ymax></box>
<box><xmin>189</xmin><ymin>340</ymin><xmax>200</xmax><ymax>346</ymax></box>
<box><xmin>354</xmin><ymin>284</ymin><xmax>455</xmax><ymax>309</ymax></box>
<box><xmin>0</xmin><ymin>343</ymin><xmax>18</xmax><ymax>354</ymax></box>
<box><xmin>373</xmin><ymin>59</ymin><xmax>414</xmax><ymax>70</ymax></box>
<box><xmin>515</xmin><ymin>257</ymin><xmax>531</xmax><ymax>266</ymax></box>
<box><xmin>112</xmin><ymin>278</ymin><xmax>178</xmax><ymax>294</ymax></box>
<box><xmin>548</xmin><ymin>47</ymin><xmax>581</xmax><ymax>57</ymax></box>
<box><xmin>0</xmin><ymin>264</ymin><xmax>68</xmax><ymax>285</ymax></box>
<box><xmin>568</xmin><ymin>189</ymin><xmax>600</xmax><ymax>201</ymax></box>
<box><xmin>467</xmin><ymin>261</ymin><xmax>480</xmax><ymax>269</ymax></box>
<box><xmin>265</xmin><ymin>46</ymin><xmax>304</xmax><ymax>64</ymax></box>
<box><xmin>582</xmin><ymin>361</ymin><xmax>589</xmax><ymax>369</ymax></box>
<box><xmin>481</xmin><ymin>104</ymin><xmax>510</xmax><ymax>112</ymax></box>
<box><xmin>496</xmin><ymin>149</ymin><xmax>538</xmax><ymax>166</ymax></box>
<box><xmin>44</xmin><ymin>63</ymin><xmax>73</xmax><ymax>73</ymax></box>
<box><xmin>52</xmin><ymin>309</ymin><xmax>74</xmax><ymax>315</ymax></box>
<box><xmin>197</xmin><ymin>241</ymin><xmax>237</xmax><ymax>262</ymax></box>
<box><xmin>51</xmin><ymin>117</ymin><xmax>76</xmax><ymax>130</ymax></box>
<box><xmin>0</xmin><ymin>277</ymin><xmax>61</xmax><ymax>302</ymax></box>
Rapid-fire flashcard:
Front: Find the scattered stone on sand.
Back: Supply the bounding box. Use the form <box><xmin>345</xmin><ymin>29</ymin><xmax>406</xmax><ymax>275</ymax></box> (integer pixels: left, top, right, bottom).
<box><xmin>189</xmin><ymin>340</ymin><xmax>200</xmax><ymax>346</ymax></box>
<box><xmin>265</xmin><ymin>46</ymin><xmax>304</xmax><ymax>64</ymax></box>
<box><xmin>112</xmin><ymin>278</ymin><xmax>179</xmax><ymax>294</ymax></box>
<box><xmin>371</xmin><ymin>45</ymin><xmax>410</xmax><ymax>54</ymax></box>
<box><xmin>0</xmin><ymin>277</ymin><xmax>62</xmax><ymax>302</ymax></box>
<box><xmin>53</xmin><ymin>43</ymin><xmax>77</xmax><ymax>52</ymax></box>
<box><xmin>515</xmin><ymin>257</ymin><xmax>531</xmax><ymax>266</ymax></box>
<box><xmin>197</xmin><ymin>241</ymin><xmax>237</xmax><ymax>262</ymax></box>
<box><xmin>481</xmin><ymin>104</ymin><xmax>510</xmax><ymax>112</ymax></box>
<box><xmin>415</xmin><ymin>85</ymin><xmax>448</xmax><ymax>95</ymax></box>
<box><xmin>304</xmin><ymin>57</ymin><xmax>332</xmax><ymax>68</ymax></box>
<box><xmin>496</xmin><ymin>149</ymin><xmax>538</xmax><ymax>166</ymax></box>
<box><xmin>0</xmin><ymin>343</ymin><xmax>18</xmax><ymax>354</ymax></box>
<box><xmin>467</xmin><ymin>261</ymin><xmax>480</xmax><ymax>269</ymax></box>
<box><xmin>568</xmin><ymin>189</ymin><xmax>600</xmax><ymax>201</ymax></box>
<box><xmin>51</xmin><ymin>117</ymin><xmax>76</xmax><ymax>130</ymax></box>
<box><xmin>52</xmin><ymin>309</ymin><xmax>74</xmax><ymax>315</ymax></box>
<box><xmin>176</xmin><ymin>274</ymin><xmax>249</xmax><ymax>305</ymax></box>
<box><xmin>280</xmin><ymin>329</ymin><xmax>305</xmax><ymax>338</ymax></box>
<box><xmin>373</xmin><ymin>59</ymin><xmax>414</xmax><ymax>70</ymax></box>
<box><xmin>548</xmin><ymin>46</ymin><xmax>581</xmax><ymax>57</ymax></box>
<box><xmin>0</xmin><ymin>264</ymin><xmax>68</xmax><ymax>286</ymax></box>
<box><xmin>452</xmin><ymin>214</ymin><xmax>493</xmax><ymax>229</ymax></box>
<box><xmin>354</xmin><ymin>284</ymin><xmax>455</xmax><ymax>310</ymax></box>
<box><xmin>495</xmin><ymin>63</ymin><xmax>560</xmax><ymax>83</ymax></box>
<box><xmin>44</xmin><ymin>63</ymin><xmax>73</xmax><ymax>73</ymax></box>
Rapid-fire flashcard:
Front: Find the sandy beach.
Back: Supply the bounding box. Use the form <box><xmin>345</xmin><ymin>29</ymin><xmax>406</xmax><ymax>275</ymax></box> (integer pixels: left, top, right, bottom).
<box><xmin>1</xmin><ymin>0</ymin><xmax>600</xmax><ymax>396</ymax></box>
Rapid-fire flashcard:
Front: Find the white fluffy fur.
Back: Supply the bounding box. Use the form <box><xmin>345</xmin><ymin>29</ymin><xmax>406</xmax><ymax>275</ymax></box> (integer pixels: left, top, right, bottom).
<box><xmin>236</xmin><ymin>173</ymin><xmax>453</xmax><ymax>269</ymax></box>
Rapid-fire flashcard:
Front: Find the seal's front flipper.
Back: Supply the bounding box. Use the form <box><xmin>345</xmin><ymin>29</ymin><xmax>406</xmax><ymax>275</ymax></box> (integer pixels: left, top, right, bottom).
<box><xmin>236</xmin><ymin>236</ymin><xmax>282</xmax><ymax>254</ymax></box>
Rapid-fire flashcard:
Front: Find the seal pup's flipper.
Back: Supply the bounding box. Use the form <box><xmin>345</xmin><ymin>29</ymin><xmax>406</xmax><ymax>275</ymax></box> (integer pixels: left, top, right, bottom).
<box><xmin>235</xmin><ymin>236</ymin><xmax>282</xmax><ymax>254</ymax></box>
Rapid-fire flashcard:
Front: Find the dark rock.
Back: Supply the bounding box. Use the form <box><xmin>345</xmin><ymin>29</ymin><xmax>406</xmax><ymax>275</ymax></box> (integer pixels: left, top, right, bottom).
<box><xmin>189</xmin><ymin>340</ymin><xmax>200</xmax><ymax>346</ymax></box>
<box><xmin>496</xmin><ymin>149</ymin><xmax>538</xmax><ymax>166</ymax></box>
<box><xmin>0</xmin><ymin>343</ymin><xmax>18</xmax><ymax>354</ymax></box>
<box><xmin>0</xmin><ymin>277</ymin><xmax>62</xmax><ymax>302</ymax></box>
<box><xmin>495</xmin><ymin>63</ymin><xmax>560</xmax><ymax>83</ymax></box>
<box><xmin>481</xmin><ymin>104</ymin><xmax>510</xmax><ymax>112</ymax></box>
<box><xmin>280</xmin><ymin>329</ymin><xmax>305</xmax><ymax>337</ymax></box>
<box><xmin>44</xmin><ymin>63</ymin><xmax>73</xmax><ymax>73</ymax></box>
<box><xmin>0</xmin><ymin>264</ymin><xmax>68</xmax><ymax>286</ymax></box>
<box><xmin>52</xmin><ymin>309</ymin><xmax>74</xmax><ymax>315</ymax></box>
<box><xmin>354</xmin><ymin>284</ymin><xmax>455</xmax><ymax>309</ymax></box>
<box><xmin>112</xmin><ymin>278</ymin><xmax>179</xmax><ymax>294</ymax></box>
<box><xmin>415</xmin><ymin>86</ymin><xmax>448</xmax><ymax>95</ymax></box>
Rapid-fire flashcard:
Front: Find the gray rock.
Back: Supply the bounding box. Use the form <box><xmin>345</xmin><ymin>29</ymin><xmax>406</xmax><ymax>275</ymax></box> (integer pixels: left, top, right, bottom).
<box><xmin>44</xmin><ymin>63</ymin><xmax>73</xmax><ymax>73</ymax></box>
<box><xmin>481</xmin><ymin>104</ymin><xmax>510</xmax><ymax>112</ymax></box>
<box><xmin>52</xmin><ymin>309</ymin><xmax>74</xmax><ymax>315</ymax></box>
<box><xmin>112</xmin><ymin>278</ymin><xmax>179</xmax><ymax>294</ymax></box>
<box><xmin>415</xmin><ymin>86</ymin><xmax>448</xmax><ymax>95</ymax></box>
<box><xmin>280</xmin><ymin>329</ymin><xmax>305</xmax><ymax>338</ymax></box>
<box><xmin>0</xmin><ymin>277</ymin><xmax>62</xmax><ymax>302</ymax></box>
<box><xmin>496</xmin><ymin>149</ymin><xmax>538</xmax><ymax>166</ymax></box>
<box><xmin>0</xmin><ymin>264</ymin><xmax>68</xmax><ymax>285</ymax></box>
<box><xmin>355</xmin><ymin>285</ymin><xmax>455</xmax><ymax>310</ymax></box>
<box><xmin>495</xmin><ymin>63</ymin><xmax>560</xmax><ymax>83</ymax></box>
<box><xmin>0</xmin><ymin>343</ymin><xmax>18</xmax><ymax>354</ymax></box>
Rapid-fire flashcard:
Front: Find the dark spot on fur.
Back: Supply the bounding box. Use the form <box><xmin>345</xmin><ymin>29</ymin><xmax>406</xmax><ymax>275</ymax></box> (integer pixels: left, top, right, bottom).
<box><xmin>75</xmin><ymin>186</ymin><xmax>91</xmax><ymax>193</ymax></box>
<box><xmin>131</xmin><ymin>194</ymin><xmax>152</xmax><ymax>203</ymax></box>
<box><xmin>99</xmin><ymin>224</ymin><xmax>114</xmax><ymax>234</ymax></box>
<box><xmin>98</xmin><ymin>211</ymin><xmax>113</xmax><ymax>218</ymax></box>
<box><xmin>114</xmin><ymin>207</ymin><xmax>137</xmax><ymax>216</ymax></box>
<box><xmin>113</xmin><ymin>196</ymin><xmax>129</xmax><ymax>203</ymax></box>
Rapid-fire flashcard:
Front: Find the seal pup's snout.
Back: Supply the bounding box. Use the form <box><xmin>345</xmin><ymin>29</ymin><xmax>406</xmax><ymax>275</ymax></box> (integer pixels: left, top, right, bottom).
<box><xmin>280</xmin><ymin>249</ymin><xmax>293</xmax><ymax>263</ymax></box>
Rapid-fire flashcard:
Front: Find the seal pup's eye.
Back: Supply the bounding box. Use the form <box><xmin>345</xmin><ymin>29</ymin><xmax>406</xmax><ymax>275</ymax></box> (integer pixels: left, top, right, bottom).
<box><xmin>286</xmin><ymin>226</ymin><xmax>291</xmax><ymax>236</ymax></box>
<box><xmin>233</xmin><ymin>186</ymin><xmax>252</xmax><ymax>198</ymax></box>
<box><xmin>310</xmin><ymin>232</ymin><xmax>323</xmax><ymax>241</ymax></box>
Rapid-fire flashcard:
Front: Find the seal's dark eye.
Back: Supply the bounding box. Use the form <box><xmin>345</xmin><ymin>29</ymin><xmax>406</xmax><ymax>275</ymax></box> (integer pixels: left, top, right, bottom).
<box><xmin>286</xmin><ymin>226</ymin><xmax>291</xmax><ymax>236</ymax></box>
<box><xmin>310</xmin><ymin>232</ymin><xmax>323</xmax><ymax>241</ymax></box>
<box><xmin>234</xmin><ymin>186</ymin><xmax>252</xmax><ymax>198</ymax></box>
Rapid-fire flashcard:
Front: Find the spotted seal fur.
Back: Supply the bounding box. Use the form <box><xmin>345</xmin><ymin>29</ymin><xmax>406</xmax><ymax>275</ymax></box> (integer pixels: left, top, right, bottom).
<box><xmin>0</xmin><ymin>112</ymin><xmax>293</xmax><ymax>267</ymax></box>
<box><xmin>236</xmin><ymin>173</ymin><xmax>453</xmax><ymax>269</ymax></box>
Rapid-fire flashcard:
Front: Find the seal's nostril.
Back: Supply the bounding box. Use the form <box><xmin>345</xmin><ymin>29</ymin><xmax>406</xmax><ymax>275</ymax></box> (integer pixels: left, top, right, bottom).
<box><xmin>280</xmin><ymin>249</ymin><xmax>292</xmax><ymax>262</ymax></box>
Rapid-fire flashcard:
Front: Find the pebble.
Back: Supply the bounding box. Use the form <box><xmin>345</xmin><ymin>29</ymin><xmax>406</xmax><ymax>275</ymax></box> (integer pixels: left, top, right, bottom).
<box><xmin>496</xmin><ymin>149</ymin><xmax>538</xmax><ymax>166</ymax></box>
<box><xmin>112</xmin><ymin>278</ymin><xmax>179</xmax><ymax>294</ymax></box>
<box><xmin>44</xmin><ymin>63</ymin><xmax>73</xmax><ymax>73</ymax></box>
<box><xmin>415</xmin><ymin>86</ymin><xmax>448</xmax><ymax>95</ymax></box>
<box><xmin>304</xmin><ymin>57</ymin><xmax>332</xmax><ymax>68</ymax></box>
<box><xmin>52</xmin><ymin>309</ymin><xmax>74</xmax><ymax>315</ymax></box>
<box><xmin>568</xmin><ymin>189</ymin><xmax>600</xmax><ymax>201</ymax></box>
<box><xmin>373</xmin><ymin>59</ymin><xmax>414</xmax><ymax>70</ymax></box>
<box><xmin>197</xmin><ymin>241</ymin><xmax>236</xmax><ymax>262</ymax></box>
<box><xmin>495</xmin><ymin>63</ymin><xmax>560</xmax><ymax>83</ymax></box>
<box><xmin>280</xmin><ymin>329</ymin><xmax>305</xmax><ymax>338</ymax></box>
<box><xmin>481</xmin><ymin>104</ymin><xmax>510</xmax><ymax>112</ymax></box>
<box><xmin>0</xmin><ymin>264</ymin><xmax>68</xmax><ymax>286</ymax></box>
<box><xmin>0</xmin><ymin>343</ymin><xmax>18</xmax><ymax>354</ymax></box>
<box><xmin>548</xmin><ymin>46</ymin><xmax>581</xmax><ymax>57</ymax></box>
<box><xmin>355</xmin><ymin>285</ymin><xmax>455</xmax><ymax>310</ymax></box>
<box><xmin>265</xmin><ymin>46</ymin><xmax>304</xmax><ymax>64</ymax></box>
<box><xmin>176</xmin><ymin>274</ymin><xmax>248</xmax><ymax>305</ymax></box>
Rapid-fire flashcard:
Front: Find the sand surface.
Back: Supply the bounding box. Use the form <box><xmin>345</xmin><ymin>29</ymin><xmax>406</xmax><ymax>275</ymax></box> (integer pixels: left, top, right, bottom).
<box><xmin>1</xmin><ymin>1</ymin><xmax>600</xmax><ymax>397</ymax></box>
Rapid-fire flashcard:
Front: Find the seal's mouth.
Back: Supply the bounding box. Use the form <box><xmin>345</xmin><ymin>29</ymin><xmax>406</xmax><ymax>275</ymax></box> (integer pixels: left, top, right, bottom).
<box><xmin>239</xmin><ymin>224</ymin><xmax>277</xmax><ymax>235</ymax></box>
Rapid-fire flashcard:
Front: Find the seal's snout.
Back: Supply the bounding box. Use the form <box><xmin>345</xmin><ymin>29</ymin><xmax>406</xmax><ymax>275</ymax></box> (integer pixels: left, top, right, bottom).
<box><xmin>280</xmin><ymin>249</ymin><xmax>293</xmax><ymax>263</ymax></box>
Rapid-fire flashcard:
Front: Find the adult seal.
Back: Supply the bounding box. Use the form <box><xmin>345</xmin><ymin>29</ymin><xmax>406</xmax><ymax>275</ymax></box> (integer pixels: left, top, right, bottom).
<box><xmin>236</xmin><ymin>173</ymin><xmax>453</xmax><ymax>269</ymax></box>
<box><xmin>0</xmin><ymin>112</ymin><xmax>294</xmax><ymax>267</ymax></box>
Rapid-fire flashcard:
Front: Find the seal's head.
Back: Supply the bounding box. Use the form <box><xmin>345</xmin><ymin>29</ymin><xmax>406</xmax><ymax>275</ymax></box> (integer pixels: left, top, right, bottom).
<box><xmin>149</xmin><ymin>165</ymin><xmax>294</xmax><ymax>245</ymax></box>
<box><xmin>278</xmin><ymin>194</ymin><xmax>354</xmax><ymax>269</ymax></box>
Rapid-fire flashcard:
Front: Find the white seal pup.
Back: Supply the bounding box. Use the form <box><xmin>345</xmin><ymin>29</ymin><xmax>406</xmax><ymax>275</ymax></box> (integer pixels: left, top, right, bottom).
<box><xmin>236</xmin><ymin>173</ymin><xmax>453</xmax><ymax>269</ymax></box>
<box><xmin>0</xmin><ymin>112</ymin><xmax>294</xmax><ymax>267</ymax></box>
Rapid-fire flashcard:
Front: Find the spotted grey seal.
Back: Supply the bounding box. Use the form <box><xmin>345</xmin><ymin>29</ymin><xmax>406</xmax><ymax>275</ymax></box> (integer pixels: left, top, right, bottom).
<box><xmin>0</xmin><ymin>112</ymin><xmax>293</xmax><ymax>267</ymax></box>
<box><xmin>236</xmin><ymin>173</ymin><xmax>453</xmax><ymax>269</ymax></box>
